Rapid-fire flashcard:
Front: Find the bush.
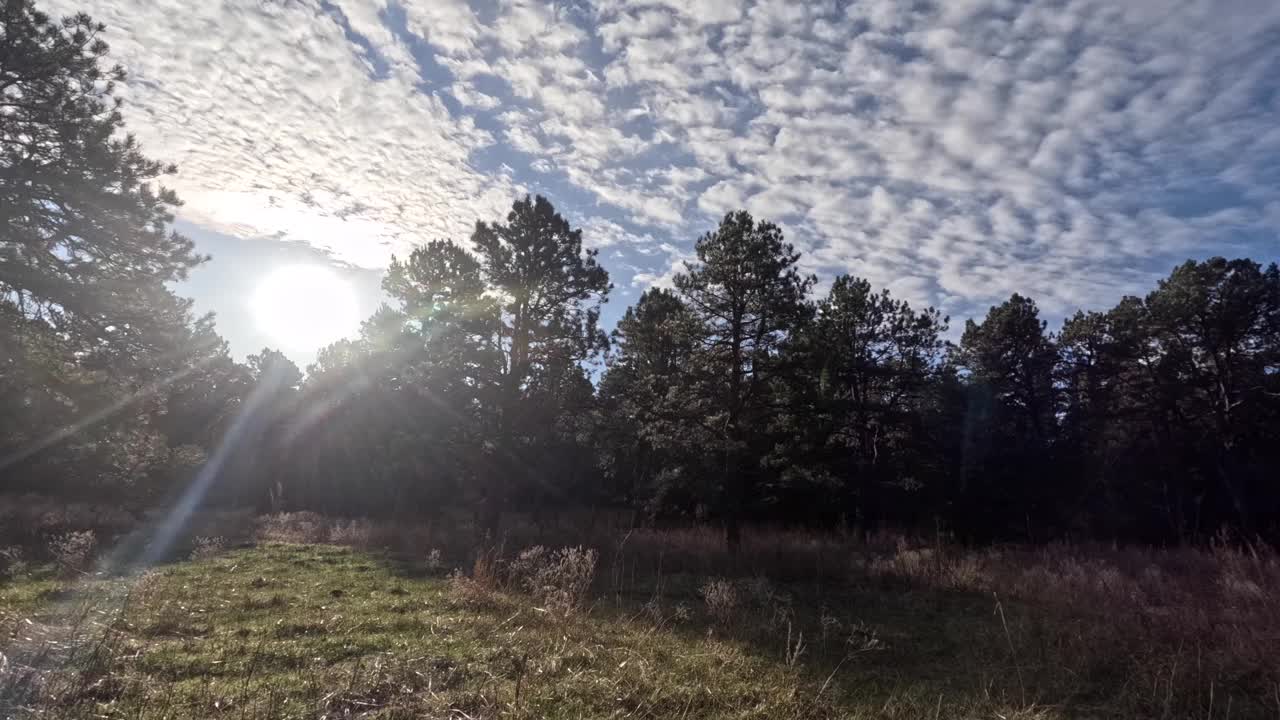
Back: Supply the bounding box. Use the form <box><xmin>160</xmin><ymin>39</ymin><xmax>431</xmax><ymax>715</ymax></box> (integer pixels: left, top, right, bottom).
<box><xmin>328</xmin><ymin>519</ymin><xmax>373</xmax><ymax>547</ymax></box>
<box><xmin>424</xmin><ymin>548</ymin><xmax>444</xmax><ymax>573</ymax></box>
<box><xmin>49</xmin><ymin>530</ymin><xmax>97</xmax><ymax>574</ymax></box>
<box><xmin>188</xmin><ymin>536</ymin><xmax>226</xmax><ymax>560</ymax></box>
<box><xmin>700</xmin><ymin>578</ymin><xmax>739</xmax><ymax>625</ymax></box>
<box><xmin>507</xmin><ymin>545</ymin><xmax>550</xmax><ymax>589</ymax></box>
<box><xmin>0</xmin><ymin>546</ymin><xmax>26</xmax><ymax>580</ymax></box>
<box><xmin>0</xmin><ymin>495</ymin><xmax>136</xmax><ymax>551</ymax></box>
<box><xmin>446</xmin><ymin>569</ymin><xmax>497</xmax><ymax>609</ymax></box>
<box><xmin>445</xmin><ymin>547</ymin><xmax>505</xmax><ymax>610</ymax></box>
<box><xmin>255</xmin><ymin>512</ymin><xmax>329</xmax><ymax>543</ymax></box>
<box><xmin>509</xmin><ymin>545</ymin><xmax>598</xmax><ymax>616</ymax></box>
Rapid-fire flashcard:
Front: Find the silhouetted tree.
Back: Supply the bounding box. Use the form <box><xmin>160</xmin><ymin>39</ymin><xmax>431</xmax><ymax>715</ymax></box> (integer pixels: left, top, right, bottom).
<box><xmin>1141</xmin><ymin>258</ymin><xmax>1280</xmax><ymax>536</ymax></box>
<box><xmin>471</xmin><ymin>196</ymin><xmax>611</xmax><ymax>530</ymax></box>
<box><xmin>793</xmin><ymin>276</ymin><xmax>949</xmax><ymax>531</ymax></box>
<box><xmin>673</xmin><ymin>211</ymin><xmax>813</xmax><ymax>551</ymax></box>
<box><xmin>954</xmin><ymin>294</ymin><xmax>1059</xmax><ymax>540</ymax></box>
<box><xmin>1</xmin><ymin>0</ymin><xmax>223</xmax><ymax>501</ymax></box>
<box><xmin>597</xmin><ymin>288</ymin><xmax>705</xmax><ymax>519</ymax></box>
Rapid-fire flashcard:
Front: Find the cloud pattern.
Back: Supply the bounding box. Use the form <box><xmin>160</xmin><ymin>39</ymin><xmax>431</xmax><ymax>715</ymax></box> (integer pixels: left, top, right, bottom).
<box><xmin>43</xmin><ymin>0</ymin><xmax>1280</xmax><ymax>322</ymax></box>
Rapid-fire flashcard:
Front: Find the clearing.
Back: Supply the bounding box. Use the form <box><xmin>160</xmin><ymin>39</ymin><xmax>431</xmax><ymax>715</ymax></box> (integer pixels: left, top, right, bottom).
<box><xmin>0</xmin><ymin>541</ymin><xmax>1268</xmax><ymax>719</ymax></box>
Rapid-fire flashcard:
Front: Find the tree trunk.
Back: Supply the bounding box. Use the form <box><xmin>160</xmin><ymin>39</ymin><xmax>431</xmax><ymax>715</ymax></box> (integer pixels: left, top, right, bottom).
<box><xmin>723</xmin><ymin>448</ymin><xmax>742</xmax><ymax>555</ymax></box>
<box><xmin>478</xmin><ymin>489</ymin><xmax>501</xmax><ymax>541</ymax></box>
<box><xmin>1216</xmin><ymin>450</ymin><xmax>1252</xmax><ymax>536</ymax></box>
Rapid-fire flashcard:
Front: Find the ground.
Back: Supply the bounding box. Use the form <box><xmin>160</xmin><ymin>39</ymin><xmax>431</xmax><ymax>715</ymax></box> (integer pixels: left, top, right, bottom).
<box><xmin>2</xmin><ymin>537</ymin><xmax>1273</xmax><ymax>719</ymax></box>
<box><xmin>0</xmin><ymin>542</ymin><xmax>1079</xmax><ymax>719</ymax></box>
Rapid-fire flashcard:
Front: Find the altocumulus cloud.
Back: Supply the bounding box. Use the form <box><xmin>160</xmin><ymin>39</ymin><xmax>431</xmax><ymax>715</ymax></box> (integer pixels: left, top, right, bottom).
<box><xmin>45</xmin><ymin>0</ymin><xmax>1280</xmax><ymax>322</ymax></box>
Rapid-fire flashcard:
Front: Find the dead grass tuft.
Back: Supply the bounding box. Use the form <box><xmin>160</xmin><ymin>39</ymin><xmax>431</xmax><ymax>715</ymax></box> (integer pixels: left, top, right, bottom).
<box><xmin>187</xmin><ymin>536</ymin><xmax>226</xmax><ymax>561</ymax></box>
<box><xmin>508</xmin><ymin>545</ymin><xmax>598</xmax><ymax>616</ymax></box>
<box><xmin>699</xmin><ymin>578</ymin><xmax>739</xmax><ymax>625</ymax></box>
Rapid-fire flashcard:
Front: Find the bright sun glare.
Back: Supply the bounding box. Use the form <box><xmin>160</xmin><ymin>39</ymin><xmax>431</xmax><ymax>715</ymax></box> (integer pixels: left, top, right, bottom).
<box><xmin>252</xmin><ymin>265</ymin><xmax>359</xmax><ymax>351</ymax></box>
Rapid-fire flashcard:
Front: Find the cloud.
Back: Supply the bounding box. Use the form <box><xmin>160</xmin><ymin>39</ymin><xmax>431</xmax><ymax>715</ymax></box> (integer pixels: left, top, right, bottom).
<box><xmin>579</xmin><ymin>216</ymin><xmax>658</xmax><ymax>250</ymax></box>
<box><xmin>630</xmin><ymin>243</ymin><xmax>694</xmax><ymax>290</ymax></box>
<box><xmin>39</xmin><ymin>0</ymin><xmax>522</xmax><ymax>268</ymax></box>
<box><xmin>51</xmin><ymin>0</ymin><xmax>1280</xmax><ymax>327</ymax></box>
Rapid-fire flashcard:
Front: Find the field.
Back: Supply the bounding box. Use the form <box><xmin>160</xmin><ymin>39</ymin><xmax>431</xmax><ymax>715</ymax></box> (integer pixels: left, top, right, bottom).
<box><xmin>1</xmin><ymin>506</ymin><xmax>1278</xmax><ymax>719</ymax></box>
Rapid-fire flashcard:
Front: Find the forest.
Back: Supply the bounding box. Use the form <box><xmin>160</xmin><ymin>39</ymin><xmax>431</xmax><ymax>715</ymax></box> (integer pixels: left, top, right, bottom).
<box><xmin>3</xmin><ymin>0</ymin><xmax>1279</xmax><ymax>551</ymax></box>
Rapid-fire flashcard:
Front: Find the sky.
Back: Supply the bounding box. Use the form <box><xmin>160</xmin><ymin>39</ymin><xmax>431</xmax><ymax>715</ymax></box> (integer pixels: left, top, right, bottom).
<box><xmin>43</xmin><ymin>0</ymin><xmax>1280</xmax><ymax>367</ymax></box>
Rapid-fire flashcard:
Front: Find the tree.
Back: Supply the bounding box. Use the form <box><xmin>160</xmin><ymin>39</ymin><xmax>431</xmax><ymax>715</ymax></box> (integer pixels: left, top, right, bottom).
<box><xmin>520</xmin><ymin>355</ymin><xmax>600</xmax><ymax>518</ymax></box>
<box><xmin>471</xmin><ymin>195</ymin><xmax>611</xmax><ymax>529</ymax></box>
<box><xmin>1</xmin><ymin>1</ymin><xmax>204</xmax><ymax>368</ymax></box>
<box><xmin>597</xmin><ymin>288</ymin><xmax>703</xmax><ymax>518</ymax></box>
<box><xmin>1140</xmin><ymin>258</ymin><xmax>1280</xmax><ymax>536</ymax></box>
<box><xmin>283</xmin><ymin>201</ymin><xmax>610</xmax><ymax>524</ymax></box>
<box><xmin>7</xmin><ymin>6</ymin><xmax>1277</xmax><ymax>547</ymax></box>
<box><xmin>955</xmin><ymin>294</ymin><xmax>1060</xmax><ymax>540</ymax></box>
<box><xmin>673</xmin><ymin>211</ymin><xmax>813</xmax><ymax>551</ymax></box>
<box><xmin>798</xmin><ymin>276</ymin><xmax>949</xmax><ymax>530</ymax></box>
<box><xmin>1</xmin><ymin>1</ymin><xmax>216</xmax><ymax>499</ymax></box>
<box><xmin>378</xmin><ymin>240</ymin><xmax>501</xmax><ymax>516</ymax></box>
<box><xmin>247</xmin><ymin>348</ymin><xmax>302</xmax><ymax>392</ymax></box>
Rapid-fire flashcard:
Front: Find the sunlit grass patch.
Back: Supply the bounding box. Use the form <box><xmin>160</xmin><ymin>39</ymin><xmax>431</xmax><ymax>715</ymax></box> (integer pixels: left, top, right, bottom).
<box><xmin>2</xmin><ymin>540</ymin><xmax>1273</xmax><ymax>719</ymax></box>
<box><xmin>0</xmin><ymin>544</ymin><xmax>876</xmax><ymax>718</ymax></box>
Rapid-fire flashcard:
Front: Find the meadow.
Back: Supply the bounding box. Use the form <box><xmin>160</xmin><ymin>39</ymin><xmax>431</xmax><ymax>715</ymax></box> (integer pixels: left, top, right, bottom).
<box><xmin>1</xmin><ymin>500</ymin><xmax>1278</xmax><ymax>719</ymax></box>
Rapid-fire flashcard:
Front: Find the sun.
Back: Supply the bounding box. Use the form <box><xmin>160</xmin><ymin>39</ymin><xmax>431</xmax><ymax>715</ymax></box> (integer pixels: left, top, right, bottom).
<box><xmin>251</xmin><ymin>265</ymin><xmax>360</xmax><ymax>351</ymax></box>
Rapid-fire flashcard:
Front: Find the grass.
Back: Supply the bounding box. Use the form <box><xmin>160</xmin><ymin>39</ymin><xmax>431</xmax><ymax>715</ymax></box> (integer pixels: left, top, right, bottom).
<box><xmin>1</xmin><ymin>543</ymin><xmax>1074</xmax><ymax>719</ymax></box>
<box><xmin>1</xmin><ymin>509</ymin><xmax>1277</xmax><ymax>718</ymax></box>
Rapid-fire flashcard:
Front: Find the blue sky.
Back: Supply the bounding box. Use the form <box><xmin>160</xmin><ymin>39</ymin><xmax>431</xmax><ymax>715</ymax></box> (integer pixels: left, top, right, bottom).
<box><xmin>44</xmin><ymin>0</ymin><xmax>1280</xmax><ymax>367</ymax></box>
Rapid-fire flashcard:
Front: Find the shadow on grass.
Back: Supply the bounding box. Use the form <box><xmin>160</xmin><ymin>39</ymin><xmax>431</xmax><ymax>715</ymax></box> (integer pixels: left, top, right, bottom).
<box><xmin>373</xmin><ymin>543</ymin><xmax>1084</xmax><ymax>718</ymax></box>
<box><xmin>586</xmin><ymin>572</ymin><xmax>1068</xmax><ymax>716</ymax></box>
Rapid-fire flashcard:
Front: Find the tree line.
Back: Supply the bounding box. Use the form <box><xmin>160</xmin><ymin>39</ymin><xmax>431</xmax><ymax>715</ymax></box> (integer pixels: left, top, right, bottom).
<box><xmin>3</xmin><ymin>1</ymin><xmax>1278</xmax><ymax>547</ymax></box>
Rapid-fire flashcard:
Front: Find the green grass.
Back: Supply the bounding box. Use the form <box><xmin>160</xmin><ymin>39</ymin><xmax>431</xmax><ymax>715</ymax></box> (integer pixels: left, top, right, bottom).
<box><xmin>0</xmin><ymin>543</ymin><xmax>1211</xmax><ymax>718</ymax></box>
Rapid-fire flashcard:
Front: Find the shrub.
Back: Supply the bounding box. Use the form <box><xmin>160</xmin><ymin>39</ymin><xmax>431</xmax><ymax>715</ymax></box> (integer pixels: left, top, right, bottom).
<box><xmin>424</xmin><ymin>548</ymin><xmax>444</xmax><ymax>573</ymax></box>
<box><xmin>700</xmin><ymin>578</ymin><xmax>739</xmax><ymax>625</ymax></box>
<box><xmin>509</xmin><ymin>545</ymin><xmax>599</xmax><ymax>616</ymax></box>
<box><xmin>328</xmin><ymin>519</ymin><xmax>373</xmax><ymax>547</ymax></box>
<box><xmin>446</xmin><ymin>569</ymin><xmax>497</xmax><ymax>609</ymax></box>
<box><xmin>672</xmin><ymin>602</ymin><xmax>691</xmax><ymax>623</ymax></box>
<box><xmin>472</xmin><ymin>547</ymin><xmax>503</xmax><ymax>590</ymax></box>
<box><xmin>49</xmin><ymin>530</ymin><xmax>96</xmax><ymax>574</ymax></box>
<box><xmin>445</xmin><ymin>546</ymin><xmax>507</xmax><ymax>610</ymax></box>
<box><xmin>641</xmin><ymin>596</ymin><xmax>664</xmax><ymax>624</ymax></box>
<box><xmin>189</xmin><ymin>536</ymin><xmax>226</xmax><ymax>560</ymax></box>
<box><xmin>255</xmin><ymin>512</ymin><xmax>329</xmax><ymax>543</ymax></box>
<box><xmin>740</xmin><ymin>575</ymin><xmax>776</xmax><ymax>608</ymax></box>
<box><xmin>0</xmin><ymin>546</ymin><xmax>26</xmax><ymax>580</ymax></box>
<box><xmin>508</xmin><ymin>546</ymin><xmax>549</xmax><ymax>589</ymax></box>
<box><xmin>844</xmin><ymin>620</ymin><xmax>885</xmax><ymax>655</ymax></box>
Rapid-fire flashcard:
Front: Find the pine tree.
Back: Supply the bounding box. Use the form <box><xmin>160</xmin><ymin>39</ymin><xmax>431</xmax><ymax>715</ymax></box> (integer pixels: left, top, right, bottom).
<box><xmin>1</xmin><ymin>1</ymin><xmax>217</xmax><ymax>498</ymax></box>
<box><xmin>471</xmin><ymin>195</ymin><xmax>611</xmax><ymax>529</ymax></box>
<box><xmin>673</xmin><ymin>211</ymin><xmax>813</xmax><ymax>551</ymax></box>
<box><xmin>597</xmin><ymin>288</ymin><xmax>703</xmax><ymax>517</ymax></box>
<box><xmin>955</xmin><ymin>294</ymin><xmax>1059</xmax><ymax>540</ymax></box>
<box><xmin>798</xmin><ymin>276</ymin><xmax>949</xmax><ymax>530</ymax></box>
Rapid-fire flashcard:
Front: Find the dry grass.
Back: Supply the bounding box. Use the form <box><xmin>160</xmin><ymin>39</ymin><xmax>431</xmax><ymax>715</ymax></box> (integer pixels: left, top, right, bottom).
<box><xmin>508</xmin><ymin>546</ymin><xmax>599</xmax><ymax>616</ymax></box>
<box><xmin>161</xmin><ymin>511</ymin><xmax>1280</xmax><ymax>709</ymax></box>
<box><xmin>863</xmin><ymin>537</ymin><xmax>1280</xmax><ymax>717</ymax></box>
<box><xmin>2</xmin><ymin>544</ymin><xmax>864</xmax><ymax>719</ymax></box>
<box><xmin>2</xmin><ymin>501</ymin><xmax>1278</xmax><ymax>717</ymax></box>
<box><xmin>0</xmin><ymin>495</ymin><xmax>257</xmax><ymax>569</ymax></box>
<box><xmin>699</xmin><ymin>579</ymin><xmax>739</xmax><ymax>625</ymax></box>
